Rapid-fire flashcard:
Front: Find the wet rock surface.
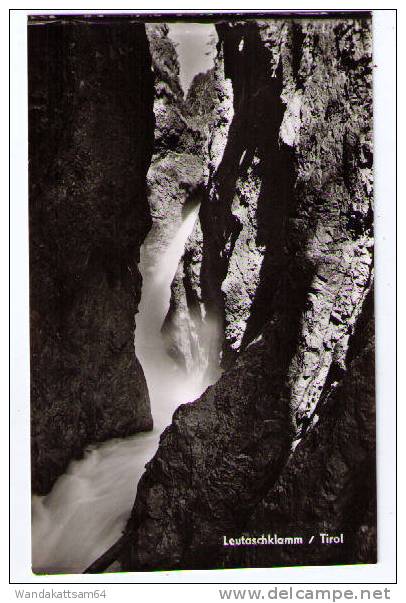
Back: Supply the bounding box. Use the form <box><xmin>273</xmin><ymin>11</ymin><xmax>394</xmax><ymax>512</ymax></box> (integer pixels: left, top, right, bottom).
<box><xmin>121</xmin><ymin>16</ymin><xmax>375</xmax><ymax>570</ymax></box>
<box><xmin>143</xmin><ymin>25</ymin><xmax>210</xmax><ymax>262</ymax></box>
<box><xmin>29</xmin><ymin>19</ymin><xmax>154</xmax><ymax>495</ymax></box>
<box><xmin>147</xmin><ymin>25</ymin><xmax>222</xmax><ymax>376</ymax></box>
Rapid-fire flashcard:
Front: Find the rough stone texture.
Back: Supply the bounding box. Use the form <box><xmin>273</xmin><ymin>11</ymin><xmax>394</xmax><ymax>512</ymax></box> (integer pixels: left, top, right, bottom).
<box><xmin>120</xmin><ymin>16</ymin><xmax>375</xmax><ymax>571</ymax></box>
<box><xmin>28</xmin><ymin>17</ymin><xmax>154</xmax><ymax>495</ymax></box>
<box><xmin>147</xmin><ymin>26</ymin><xmax>224</xmax><ymax>375</ymax></box>
<box><xmin>121</xmin><ymin>311</ymin><xmax>295</xmax><ymax>570</ymax></box>
<box><xmin>226</xmin><ymin>290</ymin><xmax>376</xmax><ymax>568</ymax></box>
<box><xmin>143</xmin><ymin>25</ymin><xmax>208</xmax><ymax>266</ymax></box>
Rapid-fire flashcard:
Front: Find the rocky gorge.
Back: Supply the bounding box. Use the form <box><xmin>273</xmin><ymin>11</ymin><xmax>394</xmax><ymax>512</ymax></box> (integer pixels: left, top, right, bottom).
<box><xmin>120</xmin><ymin>16</ymin><xmax>375</xmax><ymax>571</ymax></box>
<box><xmin>29</xmin><ymin>13</ymin><xmax>375</xmax><ymax>573</ymax></box>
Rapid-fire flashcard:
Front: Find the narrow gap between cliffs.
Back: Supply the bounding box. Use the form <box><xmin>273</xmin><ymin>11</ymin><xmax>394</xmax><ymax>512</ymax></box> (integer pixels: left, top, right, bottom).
<box><xmin>31</xmin><ymin>22</ymin><xmax>220</xmax><ymax>576</ymax></box>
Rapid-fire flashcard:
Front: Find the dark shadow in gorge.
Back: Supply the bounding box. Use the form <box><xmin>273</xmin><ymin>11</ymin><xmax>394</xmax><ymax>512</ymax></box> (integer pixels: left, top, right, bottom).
<box><xmin>199</xmin><ymin>22</ymin><xmax>303</xmax><ymax>369</ymax></box>
<box><xmin>239</xmin><ymin>59</ymin><xmax>297</xmax><ymax>355</ymax></box>
<box><xmin>29</xmin><ymin>18</ymin><xmax>155</xmax><ymax>495</ymax></box>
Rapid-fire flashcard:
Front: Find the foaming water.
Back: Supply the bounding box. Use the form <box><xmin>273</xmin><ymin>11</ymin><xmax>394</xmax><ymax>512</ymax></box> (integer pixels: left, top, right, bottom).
<box><xmin>31</xmin><ymin>432</ymin><xmax>158</xmax><ymax>574</ymax></box>
<box><xmin>135</xmin><ymin>202</ymin><xmax>215</xmax><ymax>426</ymax></box>
<box><xmin>31</xmin><ymin>202</ymin><xmax>215</xmax><ymax>575</ymax></box>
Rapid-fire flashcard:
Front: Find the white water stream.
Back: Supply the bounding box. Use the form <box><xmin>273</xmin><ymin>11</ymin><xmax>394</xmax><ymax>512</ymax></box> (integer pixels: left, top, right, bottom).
<box><xmin>31</xmin><ymin>203</ymin><xmax>213</xmax><ymax>574</ymax></box>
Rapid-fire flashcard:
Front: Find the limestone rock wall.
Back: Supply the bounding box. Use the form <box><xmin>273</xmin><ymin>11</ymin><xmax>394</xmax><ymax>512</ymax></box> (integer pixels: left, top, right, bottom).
<box><xmin>29</xmin><ymin>17</ymin><xmax>155</xmax><ymax>495</ymax></box>
<box><xmin>143</xmin><ymin>24</ymin><xmax>209</xmax><ymax>264</ymax></box>
<box><xmin>120</xmin><ymin>16</ymin><xmax>374</xmax><ymax>571</ymax></box>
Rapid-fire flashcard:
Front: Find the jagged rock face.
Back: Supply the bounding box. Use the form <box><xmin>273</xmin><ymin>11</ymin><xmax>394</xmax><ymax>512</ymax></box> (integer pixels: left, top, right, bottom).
<box><xmin>146</xmin><ymin>26</ymin><xmax>222</xmax><ymax>374</ymax></box>
<box><xmin>29</xmin><ymin>19</ymin><xmax>154</xmax><ymax>495</ymax></box>
<box><xmin>226</xmin><ymin>291</ymin><xmax>376</xmax><ymax>568</ymax></box>
<box><xmin>121</xmin><ymin>16</ymin><xmax>374</xmax><ymax>570</ymax></box>
<box><xmin>122</xmin><ymin>312</ymin><xmax>294</xmax><ymax>570</ymax></box>
<box><xmin>206</xmin><ymin>19</ymin><xmax>373</xmax><ymax>372</ymax></box>
<box><xmin>143</xmin><ymin>25</ymin><xmax>208</xmax><ymax>264</ymax></box>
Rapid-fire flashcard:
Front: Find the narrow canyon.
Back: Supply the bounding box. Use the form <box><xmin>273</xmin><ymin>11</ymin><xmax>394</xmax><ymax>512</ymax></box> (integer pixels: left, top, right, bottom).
<box><xmin>29</xmin><ymin>14</ymin><xmax>375</xmax><ymax>574</ymax></box>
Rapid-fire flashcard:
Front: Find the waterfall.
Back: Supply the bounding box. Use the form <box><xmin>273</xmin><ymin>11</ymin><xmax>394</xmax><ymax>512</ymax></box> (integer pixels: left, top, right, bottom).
<box><xmin>134</xmin><ymin>202</ymin><xmax>211</xmax><ymax>429</ymax></box>
<box><xmin>31</xmin><ymin>203</ymin><xmax>213</xmax><ymax>574</ymax></box>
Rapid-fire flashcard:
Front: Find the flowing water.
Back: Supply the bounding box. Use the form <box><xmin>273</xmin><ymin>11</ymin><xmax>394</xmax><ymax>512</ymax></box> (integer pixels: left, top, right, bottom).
<box><xmin>31</xmin><ymin>21</ymin><xmax>218</xmax><ymax>576</ymax></box>
<box><xmin>31</xmin><ymin>203</ymin><xmax>215</xmax><ymax>574</ymax></box>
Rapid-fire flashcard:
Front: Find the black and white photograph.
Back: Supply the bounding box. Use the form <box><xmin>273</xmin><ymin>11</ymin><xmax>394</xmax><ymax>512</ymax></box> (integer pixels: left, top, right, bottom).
<box><xmin>25</xmin><ymin>10</ymin><xmax>378</xmax><ymax>576</ymax></box>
